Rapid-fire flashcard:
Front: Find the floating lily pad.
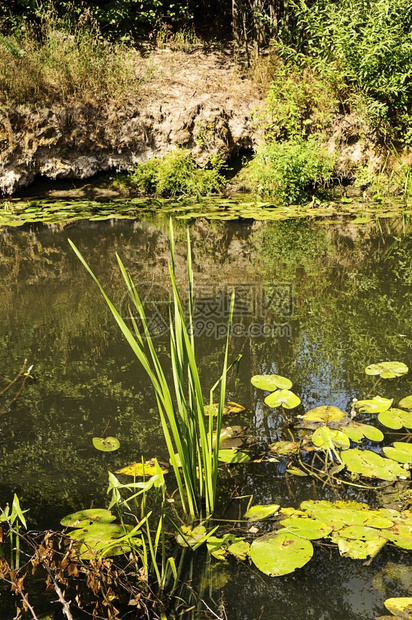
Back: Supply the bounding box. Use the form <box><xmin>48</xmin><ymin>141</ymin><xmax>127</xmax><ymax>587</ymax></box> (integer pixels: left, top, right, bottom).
<box><xmin>218</xmin><ymin>449</ymin><xmax>250</xmax><ymax>463</ymax></box>
<box><xmin>385</xmin><ymin>524</ymin><xmax>412</xmax><ymax>550</ymax></box>
<box><xmin>341</xmin><ymin>422</ymin><xmax>384</xmax><ymax>442</ymax></box>
<box><xmin>251</xmin><ymin>374</ymin><xmax>292</xmax><ymax>391</ymax></box>
<box><xmin>384</xmin><ymin>598</ymin><xmax>412</xmax><ymax>619</ymax></box>
<box><xmin>279</xmin><ymin>516</ymin><xmax>332</xmax><ymax>540</ymax></box>
<box><xmin>115</xmin><ymin>460</ymin><xmax>168</xmax><ymax>476</ymax></box>
<box><xmin>378</xmin><ymin>408</ymin><xmax>412</xmax><ymax>430</ymax></box>
<box><xmin>311</xmin><ymin>426</ymin><xmax>350</xmax><ymax>451</ymax></box>
<box><xmin>176</xmin><ymin>524</ymin><xmax>207</xmax><ymax>548</ymax></box>
<box><xmin>355</xmin><ymin>397</ymin><xmax>393</xmax><ymax>414</ymax></box>
<box><xmin>333</xmin><ymin>534</ymin><xmax>387</xmax><ymax>560</ymax></box>
<box><xmin>399</xmin><ymin>395</ymin><xmax>412</xmax><ymax>409</ymax></box>
<box><xmin>365</xmin><ymin>362</ymin><xmax>408</xmax><ymax>379</ymax></box>
<box><xmin>264</xmin><ymin>389</ymin><xmax>301</xmax><ymax>409</ymax></box>
<box><xmin>92</xmin><ymin>436</ymin><xmax>120</xmax><ymax>452</ymax></box>
<box><xmin>227</xmin><ymin>540</ymin><xmax>250</xmax><ymax>560</ymax></box>
<box><xmin>269</xmin><ymin>441</ymin><xmax>299</xmax><ymax>456</ymax></box>
<box><xmin>301</xmin><ymin>500</ymin><xmax>395</xmax><ymax>530</ymax></box>
<box><xmin>206</xmin><ymin>401</ymin><xmax>246</xmax><ymax>416</ymax></box>
<box><xmin>301</xmin><ymin>406</ymin><xmax>347</xmax><ymax>425</ymax></box>
<box><xmin>61</xmin><ymin>509</ymin><xmax>116</xmax><ymax>528</ymax></box>
<box><xmin>249</xmin><ymin>531</ymin><xmax>313</xmax><ymax>576</ymax></box>
<box><xmin>244</xmin><ymin>504</ymin><xmax>280</xmax><ymax>522</ymax></box>
<box><xmin>341</xmin><ymin>449</ymin><xmax>409</xmax><ymax>481</ymax></box>
<box><xmin>383</xmin><ymin>442</ymin><xmax>412</xmax><ymax>464</ymax></box>
<box><xmin>207</xmin><ymin>534</ymin><xmax>245</xmax><ymax>560</ymax></box>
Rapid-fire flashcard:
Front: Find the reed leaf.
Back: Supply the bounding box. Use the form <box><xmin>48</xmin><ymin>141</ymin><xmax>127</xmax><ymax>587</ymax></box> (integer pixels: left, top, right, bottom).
<box><xmin>69</xmin><ymin>220</ymin><xmax>236</xmax><ymax>517</ymax></box>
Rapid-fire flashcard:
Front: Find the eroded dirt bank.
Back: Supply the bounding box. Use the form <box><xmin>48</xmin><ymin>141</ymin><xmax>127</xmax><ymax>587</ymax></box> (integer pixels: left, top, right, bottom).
<box><xmin>0</xmin><ymin>49</ymin><xmax>262</xmax><ymax>196</ymax></box>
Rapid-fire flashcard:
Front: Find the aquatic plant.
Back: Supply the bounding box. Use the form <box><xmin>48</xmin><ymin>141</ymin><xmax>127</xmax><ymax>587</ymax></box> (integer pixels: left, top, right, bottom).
<box><xmin>69</xmin><ymin>221</ymin><xmax>236</xmax><ymax>517</ymax></box>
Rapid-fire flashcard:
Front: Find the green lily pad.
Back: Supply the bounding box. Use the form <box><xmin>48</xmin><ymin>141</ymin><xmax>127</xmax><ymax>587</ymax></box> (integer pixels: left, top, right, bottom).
<box><xmin>341</xmin><ymin>448</ymin><xmax>409</xmax><ymax>481</ymax></box>
<box><xmin>301</xmin><ymin>500</ymin><xmax>395</xmax><ymax>530</ymax></box>
<box><xmin>378</xmin><ymin>408</ymin><xmax>412</xmax><ymax>430</ymax></box>
<box><xmin>206</xmin><ymin>534</ymin><xmax>245</xmax><ymax>560</ymax></box>
<box><xmin>249</xmin><ymin>531</ymin><xmax>313</xmax><ymax>576</ymax></box>
<box><xmin>279</xmin><ymin>517</ymin><xmax>332</xmax><ymax>540</ymax></box>
<box><xmin>333</xmin><ymin>535</ymin><xmax>387</xmax><ymax>559</ymax></box>
<box><xmin>365</xmin><ymin>362</ymin><xmax>408</xmax><ymax>379</ymax></box>
<box><xmin>264</xmin><ymin>389</ymin><xmax>301</xmax><ymax>409</ymax></box>
<box><xmin>176</xmin><ymin>524</ymin><xmax>207</xmax><ymax>548</ymax></box>
<box><xmin>384</xmin><ymin>598</ymin><xmax>412</xmax><ymax>619</ymax></box>
<box><xmin>92</xmin><ymin>436</ymin><xmax>120</xmax><ymax>452</ymax></box>
<box><xmin>311</xmin><ymin>426</ymin><xmax>350</xmax><ymax>451</ymax></box>
<box><xmin>301</xmin><ymin>406</ymin><xmax>348</xmax><ymax>425</ymax></box>
<box><xmin>218</xmin><ymin>449</ymin><xmax>250</xmax><ymax>463</ymax></box>
<box><xmin>61</xmin><ymin>509</ymin><xmax>116</xmax><ymax>528</ymax></box>
<box><xmin>269</xmin><ymin>441</ymin><xmax>299</xmax><ymax>456</ymax></box>
<box><xmin>399</xmin><ymin>395</ymin><xmax>412</xmax><ymax>409</ymax></box>
<box><xmin>251</xmin><ymin>374</ymin><xmax>292</xmax><ymax>391</ymax></box>
<box><xmin>383</xmin><ymin>442</ymin><xmax>412</xmax><ymax>464</ymax></box>
<box><xmin>385</xmin><ymin>524</ymin><xmax>412</xmax><ymax>550</ymax></box>
<box><xmin>355</xmin><ymin>396</ymin><xmax>393</xmax><ymax>414</ymax></box>
<box><xmin>334</xmin><ymin>525</ymin><xmax>389</xmax><ymax>541</ymax></box>
<box><xmin>244</xmin><ymin>504</ymin><xmax>280</xmax><ymax>522</ymax></box>
<box><xmin>341</xmin><ymin>422</ymin><xmax>384</xmax><ymax>442</ymax></box>
<box><xmin>228</xmin><ymin>540</ymin><xmax>250</xmax><ymax>560</ymax></box>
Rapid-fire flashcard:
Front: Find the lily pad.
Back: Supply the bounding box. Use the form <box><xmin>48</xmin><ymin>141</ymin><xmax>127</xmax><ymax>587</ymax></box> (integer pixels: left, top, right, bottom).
<box><xmin>385</xmin><ymin>524</ymin><xmax>412</xmax><ymax>550</ymax></box>
<box><xmin>311</xmin><ymin>426</ymin><xmax>350</xmax><ymax>451</ymax></box>
<box><xmin>264</xmin><ymin>389</ymin><xmax>301</xmax><ymax>409</ymax></box>
<box><xmin>378</xmin><ymin>408</ymin><xmax>412</xmax><ymax>430</ymax></box>
<box><xmin>61</xmin><ymin>509</ymin><xmax>116</xmax><ymax>528</ymax></box>
<box><xmin>218</xmin><ymin>449</ymin><xmax>250</xmax><ymax>463</ymax></box>
<box><xmin>251</xmin><ymin>374</ymin><xmax>292</xmax><ymax>391</ymax></box>
<box><xmin>365</xmin><ymin>362</ymin><xmax>408</xmax><ymax>379</ymax></box>
<box><xmin>399</xmin><ymin>395</ymin><xmax>412</xmax><ymax>409</ymax></box>
<box><xmin>341</xmin><ymin>449</ymin><xmax>409</xmax><ymax>481</ymax></box>
<box><xmin>355</xmin><ymin>396</ymin><xmax>393</xmax><ymax>414</ymax></box>
<box><xmin>249</xmin><ymin>531</ymin><xmax>313</xmax><ymax>576</ymax></box>
<box><xmin>341</xmin><ymin>422</ymin><xmax>384</xmax><ymax>442</ymax></box>
<box><xmin>116</xmin><ymin>460</ymin><xmax>169</xmax><ymax>476</ymax></box>
<box><xmin>279</xmin><ymin>516</ymin><xmax>332</xmax><ymax>540</ymax></box>
<box><xmin>244</xmin><ymin>504</ymin><xmax>280</xmax><ymax>522</ymax></box>
<box><xmin>384</xmin><ymin>598</ymin><xmax>412</xmax><ymax>619</ymax></box>
<box><xmin>383</xmin><ymin>442</ymin><xmax>412</xmax><ymax>464</ymax></box>
<box><xmin>301</xmin><ymin>500</ymin><xmax>395</xmax><ymax>530</ymax></box>
<box><xmin>301</xmin><ymin>406</ymin><xmax>347</xmax><ymax>425</ymax></box>
<box><xmin>176</xmin><ymin>524</ymin><xmax>207</xmax><ymax>548</ymax></box>
<box><xmin>227</xmin><ymin>540</ymin><xmax>250</xmax><ymax>560</ymax></box>
<box><xmin>333</xmin><ymin>535</ymin><xmax>387</xmax><ymax>560</ymax></box>
<box><xmin>269</xmin><ymin>441</ymin><xmax>299</xmax><ymax>456</ymax></box>
<box><xmin>92</xmin><ymin>436</ymin><xmax>120</xmax><ymax>452</ymax></box>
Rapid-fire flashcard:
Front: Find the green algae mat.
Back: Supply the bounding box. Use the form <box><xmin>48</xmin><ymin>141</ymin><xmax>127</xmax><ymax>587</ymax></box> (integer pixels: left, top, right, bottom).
<box><xmin>1</xmin><ymin>195</ymin><xmax>412</xmax><ymax>227</ymax></box>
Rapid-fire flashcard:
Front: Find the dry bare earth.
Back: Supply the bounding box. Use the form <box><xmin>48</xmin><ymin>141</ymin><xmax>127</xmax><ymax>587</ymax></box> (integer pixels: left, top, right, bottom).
<box><xmin>0</xmin><ymin>48</ymin><xmax>263</xmax><ymax>195</ymax></box>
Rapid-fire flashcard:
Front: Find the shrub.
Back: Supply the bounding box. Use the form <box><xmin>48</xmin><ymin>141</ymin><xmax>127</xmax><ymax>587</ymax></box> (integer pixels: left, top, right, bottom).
<box><xmin>129</xmin><ymin>149</ymin><xmax>225</xmax><ymax>197</ymax></box>
<box><xmin>248</xmin><ymin>138</ymin><xmax>336</xmax><ymax>204</ymax></box>
<box><xmin>254</xmin><ymin>58</ymin><xmax>338</xmax><ymax>142</ymax></box>
<box><xmin>280</xmin><ymin>0</ymin><xmax>412</xmax><ymax>139</ymax></box>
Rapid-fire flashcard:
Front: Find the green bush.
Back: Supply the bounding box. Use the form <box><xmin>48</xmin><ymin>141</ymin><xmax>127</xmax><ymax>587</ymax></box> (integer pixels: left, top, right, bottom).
<box><xmin>280</xmin><ymin>0</ymin><xmax>412</xmax><ymax>139</ymax></box>
<box><xmin>129</xmin><ymin>149</ymin><xmax>225</xmax><ymax>197</ymax></box>
<box><xmin>255</xmin><ymin>59</ymin><xmax>337</xmax><ymax>142</ymax></box>
<box><xmin>248</xmin><ymin>138</ymin><xmax>336</xmax><ymax>204</ymax></box>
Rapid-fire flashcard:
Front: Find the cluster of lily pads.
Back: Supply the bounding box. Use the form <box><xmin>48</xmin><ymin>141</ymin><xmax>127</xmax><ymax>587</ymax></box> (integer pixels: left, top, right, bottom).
<box><xmin>254</xmin><ymin>361</ymin><xmax>412</xmax><ymax>485</ymax></box>
<box><xmin>1</xmin><ymin>195</ymin><xmax>411</xmax><ymax>229</ymax></box>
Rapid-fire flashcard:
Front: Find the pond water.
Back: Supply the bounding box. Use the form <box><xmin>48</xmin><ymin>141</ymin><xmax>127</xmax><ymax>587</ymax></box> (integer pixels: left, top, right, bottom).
<box><xmin>1</xmin><ymin>213</ymin><xmax>412</xmax><ymax>618</ymax></box>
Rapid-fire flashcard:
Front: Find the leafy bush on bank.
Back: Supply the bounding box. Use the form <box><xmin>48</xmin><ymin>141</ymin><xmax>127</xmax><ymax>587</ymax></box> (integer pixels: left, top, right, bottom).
<box><xmin>129</xmin><ymin>148</ymin><xmax>225</xmax><ymax>197</ymax></box>
<box><xmin>248</xmin><ymin>138</ymin><xmax>336</xmax><ymax>204</ymax></box>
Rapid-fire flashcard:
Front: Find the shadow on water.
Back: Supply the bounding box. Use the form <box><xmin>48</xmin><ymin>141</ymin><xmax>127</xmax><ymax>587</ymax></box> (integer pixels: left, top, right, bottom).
<box><xmin>1</xmin><ymin>215</ymin><xmax>412</xmax><ymax>618</ymax></box>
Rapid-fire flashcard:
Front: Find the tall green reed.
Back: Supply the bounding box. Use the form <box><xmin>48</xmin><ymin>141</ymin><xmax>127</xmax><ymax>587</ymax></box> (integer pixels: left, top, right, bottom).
<box><xmin>69</xmin><ymin>221</ymin><xmax>235</xmax><ymax>517</ymax></box>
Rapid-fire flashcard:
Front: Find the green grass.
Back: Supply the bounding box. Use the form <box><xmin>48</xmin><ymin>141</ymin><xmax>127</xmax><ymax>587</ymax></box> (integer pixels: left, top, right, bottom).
<box><xmin>0</xmin><ymin>10</ymin><xmax>142</xmax><ymax>105</ymax></box>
